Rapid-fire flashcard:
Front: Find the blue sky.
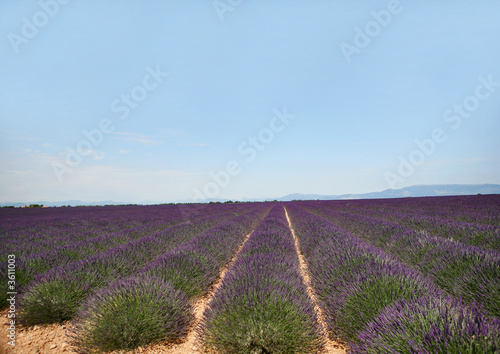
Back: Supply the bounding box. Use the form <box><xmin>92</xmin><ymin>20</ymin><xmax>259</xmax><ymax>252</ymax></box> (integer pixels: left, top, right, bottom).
<box><xmin>1</xmin><ymin>0</ymin><xmax>499</xmax><ymax>203</ymax></box>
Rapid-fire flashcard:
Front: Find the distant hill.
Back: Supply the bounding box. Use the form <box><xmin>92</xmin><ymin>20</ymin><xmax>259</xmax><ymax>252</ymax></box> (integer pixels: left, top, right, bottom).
<box><xmin>1</xmin><ymin>184</ymin><xmax>499</xmax><ymax>207</ymax></box>
<box><xmin>277</xmin><ymin>184</ymin><xmax>500</xmax><ymax>201</ymax></box>
<box><xmin>0</xmin><ymin>200</ymin><xmax>128</xmax><ymax>208</ymax></box>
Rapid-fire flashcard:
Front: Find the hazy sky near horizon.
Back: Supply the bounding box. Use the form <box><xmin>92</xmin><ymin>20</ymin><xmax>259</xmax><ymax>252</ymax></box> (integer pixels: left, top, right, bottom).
<box><xmin>1</xmin><ymin>0</ymin><xmax>499</xmax><ymax>203</ymax></box>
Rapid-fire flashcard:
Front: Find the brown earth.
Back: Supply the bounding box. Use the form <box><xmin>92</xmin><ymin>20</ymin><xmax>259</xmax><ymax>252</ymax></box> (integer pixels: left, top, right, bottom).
<box><xmin>0</xmin><ymin>310</ymin><xmax>77</xmax><ymax>354</ymax></box>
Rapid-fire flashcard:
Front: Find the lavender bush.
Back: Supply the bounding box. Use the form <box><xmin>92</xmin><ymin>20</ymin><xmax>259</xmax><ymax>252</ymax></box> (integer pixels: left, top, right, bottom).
<box><xmin>70</xmin><ymin>276</ymin><xmax>192</xmax><ymax>352</ymax></box>
<box><xmin>353</xmin><ymin>297</ymin><xmax>500</xmax><ymax>353</ymax></box>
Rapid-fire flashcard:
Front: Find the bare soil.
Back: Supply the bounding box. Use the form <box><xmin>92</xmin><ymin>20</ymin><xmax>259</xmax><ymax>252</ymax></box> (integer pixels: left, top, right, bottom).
<box><xmin>0</xmin><ymin>310</ymin><xmax>77</xmax><ymax>354</ymax></box>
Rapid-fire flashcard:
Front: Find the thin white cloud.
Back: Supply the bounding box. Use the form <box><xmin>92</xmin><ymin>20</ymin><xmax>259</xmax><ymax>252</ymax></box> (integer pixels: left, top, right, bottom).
<box><xmin>426</xmin><ymin>157</ymin><xmax>489</xmax><ymax>168</ymax></box>
<box><xmin>5</xmin><ymin>170</ymin><xmax>29</xmax><ymax>176</ymax></box>
<box><xmin>0</xmin><ymin>131</ymin><xmax>37</xmax><ymax>142</ymax></box>
<box><xmin>54</xmin><ymin>149</ymin><xmax>106</xmax><ymax>161</ymax></box>
<box><xmin>161</xmin><ymin>129</ymin><xmax>184</xmax><ymax>137</ymax></box>
<box><xmin>180</xmin><ymin>142</ymin><xmax>212</xmax><ymax>147</ymax></box>
<box><xmin>92</xmin><ymin>151</ymin><xmax>106</xmax><ymax>160</ymax></box>
<box><xmin>113</xmin><ymin>132</ymin><xmax>162</xmax><ymax>145</ymax></box>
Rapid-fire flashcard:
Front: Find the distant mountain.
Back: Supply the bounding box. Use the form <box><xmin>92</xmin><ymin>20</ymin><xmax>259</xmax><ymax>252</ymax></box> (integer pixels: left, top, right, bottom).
<box><xmin>2</xmin><ymin>184</ymin><xmax>499</xmax><ymax>207</ymax></box>
<box><xmin>277</xmin><ymin>184</ymin><xmax>500</xmax><ymax>201</ymax></box>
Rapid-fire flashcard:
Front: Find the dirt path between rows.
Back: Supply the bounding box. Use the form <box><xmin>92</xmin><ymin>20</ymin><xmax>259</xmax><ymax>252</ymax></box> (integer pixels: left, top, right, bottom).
<box><xmin>0</xmin><ymin>228</ymin><xmax>257</xmax><ymax>354</ymax></box>
<box><xmin>284</xmin><ymin>206</ymin><xmax>347</xmax><ymax>354</ymax></box>
<box><xmin>0</xmin><ymin>310</ymin><xmax>75</xmax><ymax>354</ymax></box>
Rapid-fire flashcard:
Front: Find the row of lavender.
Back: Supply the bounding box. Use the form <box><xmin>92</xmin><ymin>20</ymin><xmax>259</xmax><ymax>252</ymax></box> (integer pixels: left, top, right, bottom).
<box><xmin>1</xmin><ymin>204</ymin><xmax>250</xmax><ymax>309</ymax></box>
<box><xmin>316</xmin><ymin>197</ymin><xmax>500</xmax><ymax>251</ymax></box>
<box><xmin>17</xmin><ymin>204</ymin><xmax>266</xmax><ymax>325</ymax></box>
<box><xmin>1</xmin><ymin>210</ymin><xmax>228</xmax><ymax>309</ymax></box>
<box><xmin>351</xmin><ymin>206</ymin><xmax>500</xmax><ymax>252</ymax></box>
<box><xmin>69</xmin><ymin>205</ymin><xmax>270</xmax><ymax>352</ymax></box>
<box><xmin>298</xmin><ymin>202</ymin><xmax>500</xmax><ymax>319</ymax></box>
<box><xmin>0</xmin><ymin>206</ymin><xmax>182</xmax><ymax>268</ymax></box>
<box><xmin>1</xmin><ymin>203</ymin><xmax>244</xmax><ymax>257</ymax></box>
<box><xmin>326</xmin><ymin>194</ymin><xmax>500</xmax><ymax>226</ymax></box>
<box><xmin>4</xmin><ymin>203</ymin><xmax>243</xmax><ymax>272</ymax></box>
<box><xmin>0</xmin><ymin>205</ymin><xmax>171</xmax><ymax>248</ymax></box>
<box><xmin>286</xmin><ymin>204</ymin><xmax>500</xmax><ymax>352</ymax></box>
<box><xmin>198</xmin><ymin>205</ymin><xmax>324</xmax><ymax>353</ymax></box>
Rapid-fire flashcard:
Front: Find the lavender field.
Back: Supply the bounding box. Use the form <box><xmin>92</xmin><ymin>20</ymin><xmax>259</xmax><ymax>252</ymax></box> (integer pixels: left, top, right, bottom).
<box><xmin>2</xmin><ymin>195</ymin><xmax>500</xmax><ymax>353</ymax></box>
